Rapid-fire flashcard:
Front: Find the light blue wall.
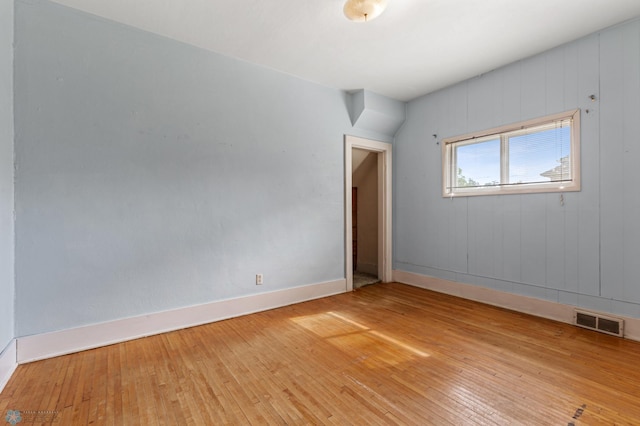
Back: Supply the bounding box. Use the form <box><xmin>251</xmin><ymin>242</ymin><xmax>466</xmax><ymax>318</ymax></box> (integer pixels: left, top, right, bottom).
<box><xmin>394</xmin><ymin>18</ymin><xmax>640</xmax><ymax>319</ymax></box>
<box><xmin>14</xmin><ymin>0</ymin><xmax>392</xmax><ymax>336</ymax></box>
<box><xmin>0</xmin><ymin>0</ymin><xmax>15</xmax><ymax>351</ymax></box>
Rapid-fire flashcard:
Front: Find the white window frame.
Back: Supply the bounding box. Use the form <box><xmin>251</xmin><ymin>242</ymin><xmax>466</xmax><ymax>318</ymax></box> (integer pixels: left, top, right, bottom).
<box><xmin>442</xmin><ymin>109</ymin><xmax>581</xmax><ymax>197</ymax></box>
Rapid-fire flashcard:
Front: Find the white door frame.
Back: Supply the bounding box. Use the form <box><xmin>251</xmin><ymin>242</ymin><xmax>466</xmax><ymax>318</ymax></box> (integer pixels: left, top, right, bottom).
<box><xmin>344</xmin><ymin>135</ymin><xmax>393</xmax><ymax>291</ymax></box>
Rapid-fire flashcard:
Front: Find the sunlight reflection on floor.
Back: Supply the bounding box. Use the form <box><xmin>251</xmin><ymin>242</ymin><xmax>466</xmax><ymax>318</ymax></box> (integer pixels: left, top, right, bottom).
<box><xmin>291</xmin><ymin>311</ymin><xmax>430</xmax><ymax>366</ymax></box>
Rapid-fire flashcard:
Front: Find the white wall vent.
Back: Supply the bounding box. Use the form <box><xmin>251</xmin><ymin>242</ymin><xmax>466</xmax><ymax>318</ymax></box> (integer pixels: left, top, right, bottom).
<box><xmin>574</xmin><ymin>309</ymin><xmax>624</xmax><ymax>337</ymax></box>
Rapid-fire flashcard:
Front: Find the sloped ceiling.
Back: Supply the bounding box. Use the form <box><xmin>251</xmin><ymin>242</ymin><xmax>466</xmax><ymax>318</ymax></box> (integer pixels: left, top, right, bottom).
<box><xmin>352</xmin><ymin>148</ymin><xmax>372</xmax><ymax>174</ymax></box>
<box><xmin>50</xmin><ymin>0</ymin><xmax>640</xmax><ymax>101</ymax></box>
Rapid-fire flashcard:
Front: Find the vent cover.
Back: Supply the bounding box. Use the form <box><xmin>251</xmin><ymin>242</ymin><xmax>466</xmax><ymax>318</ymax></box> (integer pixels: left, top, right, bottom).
<box><xmin>574</xmin><ymin>309</ymin><xmax>624</xmax><ymax>337</ymax></box>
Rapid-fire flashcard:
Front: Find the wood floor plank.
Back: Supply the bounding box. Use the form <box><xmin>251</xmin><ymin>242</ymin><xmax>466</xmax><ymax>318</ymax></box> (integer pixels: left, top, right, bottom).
<box><xmin>3</xmin><ymin>283</ymin><xmax>640</xmax><ymax>425</ymax></box>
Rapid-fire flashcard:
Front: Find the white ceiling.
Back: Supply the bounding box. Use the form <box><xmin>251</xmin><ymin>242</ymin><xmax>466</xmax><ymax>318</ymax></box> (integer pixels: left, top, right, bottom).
<box><xmin>51</xmin><ymin>0</ymin><xmax>640</xmax><ymax>101</ymax></box>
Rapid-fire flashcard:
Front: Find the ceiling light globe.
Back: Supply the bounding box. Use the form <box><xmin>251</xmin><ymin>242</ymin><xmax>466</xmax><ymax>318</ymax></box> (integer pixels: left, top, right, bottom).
<box><xmin>344</xmin><ymin>0</ymin><xmax>389</xmax><ymax>22</ymax></box>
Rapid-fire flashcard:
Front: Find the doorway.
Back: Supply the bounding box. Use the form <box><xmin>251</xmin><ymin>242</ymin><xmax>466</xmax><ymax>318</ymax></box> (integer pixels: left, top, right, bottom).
<box><xmin>344</xmin><ymin>136</ymin><xmax>392</xmax><ymax>292</ymax></box>
<box><xmin>352</xmin><ymin>149</ymin><xmax>379</xmax><ymax>288</ymax></box>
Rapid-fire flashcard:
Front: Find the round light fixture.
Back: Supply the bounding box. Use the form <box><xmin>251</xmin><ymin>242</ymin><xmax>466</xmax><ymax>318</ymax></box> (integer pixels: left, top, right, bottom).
<box><xmin>343</xmin><ymin>0</ymin><xmax>388</xmax><ymax>22</ymax></box>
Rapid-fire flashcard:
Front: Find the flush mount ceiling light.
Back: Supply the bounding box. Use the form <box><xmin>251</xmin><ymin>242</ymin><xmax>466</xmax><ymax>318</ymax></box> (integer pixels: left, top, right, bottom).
<box><xmin>343</xmin><ymin>0</ymin><xmax>388</xmax><ymax>22</ymax></box>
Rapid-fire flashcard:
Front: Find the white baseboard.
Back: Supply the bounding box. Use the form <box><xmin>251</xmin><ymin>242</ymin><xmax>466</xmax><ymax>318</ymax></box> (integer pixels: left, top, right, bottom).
<box><xmin>393</xmin><ymin>270</ymin><xmax>640</xmax><ymax>342</ymax></box>
<box><xmin>0</xmin><ymin>339</ymin><xmax>17</xmax><ymax>395</ymax></box>
<box><xmin>17</xmin><ymin>279</ymin><xmax>346</xmax><ymax>364</ymax></box>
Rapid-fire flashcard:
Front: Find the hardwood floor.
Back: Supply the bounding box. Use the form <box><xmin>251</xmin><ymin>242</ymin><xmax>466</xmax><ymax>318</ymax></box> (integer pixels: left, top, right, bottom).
<box><xmin>2</xmin><ymin>282</ymin><xmax>640</xmax><ymax>425</ymax></box>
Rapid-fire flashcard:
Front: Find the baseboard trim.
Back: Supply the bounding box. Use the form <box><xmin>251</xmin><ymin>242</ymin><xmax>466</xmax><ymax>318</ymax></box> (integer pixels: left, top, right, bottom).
<box><xmin>0</xmin><ymin>339</ymin><xmax>17</xmax><ymax>395</ymax></box>
<box><xmin>17</xmin><ymin>279</ymin><xmax>346</xmax><ymax>364</ymax></box>
<box><xmin>393</xmin><ymin>270</ymin><xmax>640</xmax><ymax>342</ymax></box>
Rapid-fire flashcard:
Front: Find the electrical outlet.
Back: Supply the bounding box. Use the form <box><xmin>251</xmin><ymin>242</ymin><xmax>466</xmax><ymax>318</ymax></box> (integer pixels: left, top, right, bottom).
<box><xmin>256</xmin><ymin>274</ymin><xmax>263</xmax><ymax>285</ymax></box>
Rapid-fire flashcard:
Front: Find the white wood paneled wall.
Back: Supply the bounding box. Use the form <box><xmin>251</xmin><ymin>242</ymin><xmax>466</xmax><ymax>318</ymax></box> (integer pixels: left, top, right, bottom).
<box><xmin>395</xmin><ymin>18</ymin><xmax>640</xmax><ymax>318</ymax></box>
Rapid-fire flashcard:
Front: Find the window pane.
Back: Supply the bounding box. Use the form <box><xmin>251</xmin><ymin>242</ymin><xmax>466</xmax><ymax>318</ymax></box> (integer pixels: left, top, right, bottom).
<box><xmin>508</xmin><ymin>125</ymin><xmax>571</xmax><ymax>184</ymax></box>
<box><xmin>455</xmin><ymin>138</ymin><xmax>500</xmax><ymax>188</ymax></box>
<box><xmin>442</xmin><ymin>110</ymin><xmax>579</xmax><ymax>197</ymax></box>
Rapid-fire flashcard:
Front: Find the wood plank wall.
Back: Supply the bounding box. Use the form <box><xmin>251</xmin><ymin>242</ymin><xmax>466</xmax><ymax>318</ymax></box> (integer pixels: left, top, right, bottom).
<box><xmin>394</xmin><ymin>18</ymin><xmax>640</xmax><ymax>317</ymax></box>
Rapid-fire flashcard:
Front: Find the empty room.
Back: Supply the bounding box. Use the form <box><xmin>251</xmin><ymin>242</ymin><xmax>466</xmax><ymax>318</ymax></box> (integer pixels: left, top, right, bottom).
<box><xmin>2</xmin><ymin>0</ymin><xmax>640</xmax><ymax>424</ymax></box>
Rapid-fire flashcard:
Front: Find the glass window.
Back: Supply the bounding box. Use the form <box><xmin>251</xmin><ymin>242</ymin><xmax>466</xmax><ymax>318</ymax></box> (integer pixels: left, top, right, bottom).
<box><xmin>442</xmin><ymin>110</ymin><xmax>580</xmax><ymax>197</ymax></box>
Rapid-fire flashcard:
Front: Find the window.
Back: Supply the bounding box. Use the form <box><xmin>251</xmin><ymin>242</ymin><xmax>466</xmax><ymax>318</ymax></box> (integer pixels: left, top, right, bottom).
<box><xmin>442</xmin><ymin>109</ymin><xmax>580</xmax><ymax>197</ymax></box>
